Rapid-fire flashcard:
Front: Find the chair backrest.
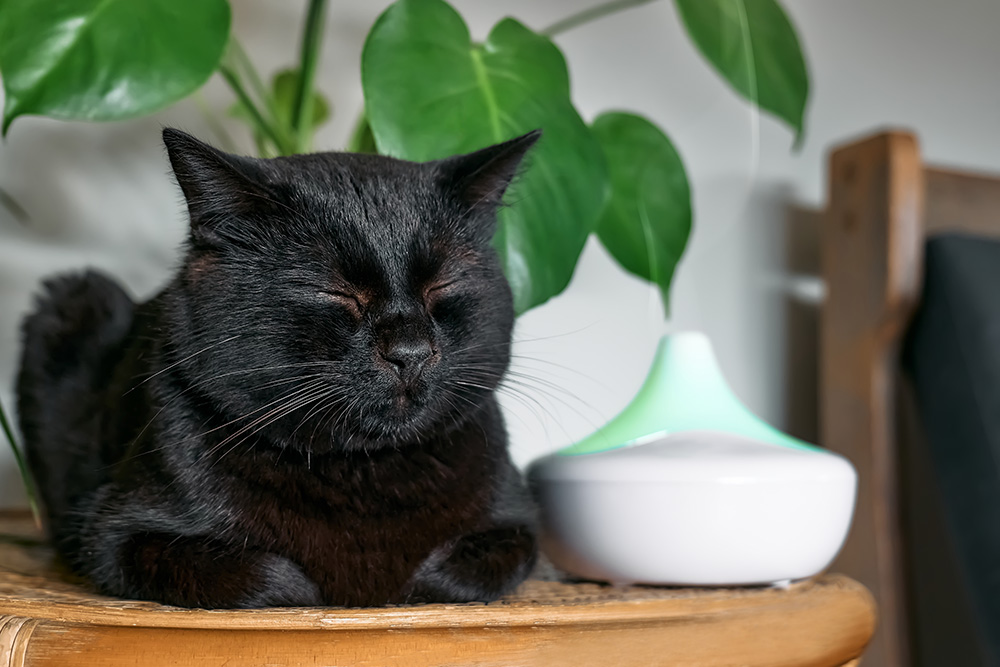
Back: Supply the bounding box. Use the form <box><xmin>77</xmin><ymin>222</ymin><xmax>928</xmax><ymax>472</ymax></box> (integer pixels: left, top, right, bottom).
<box><xmin>821</xmin><ymin>129</ymin><xmax>1000</xmax><ymax>666</ymax></box>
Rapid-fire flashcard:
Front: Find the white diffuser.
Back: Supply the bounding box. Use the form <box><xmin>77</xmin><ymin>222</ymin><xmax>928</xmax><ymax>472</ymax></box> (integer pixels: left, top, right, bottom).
<box><xmin>527</xmin><ymin>332</ymin><xmax>857</xmax><ymax>586</ymax></box>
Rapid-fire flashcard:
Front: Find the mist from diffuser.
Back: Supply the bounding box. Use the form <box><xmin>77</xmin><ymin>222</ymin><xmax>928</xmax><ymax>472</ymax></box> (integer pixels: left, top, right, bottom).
<box><xmin>527</xmin><ymin>332</ymin><xmax>857</xmax><ymax>586</ymax></box>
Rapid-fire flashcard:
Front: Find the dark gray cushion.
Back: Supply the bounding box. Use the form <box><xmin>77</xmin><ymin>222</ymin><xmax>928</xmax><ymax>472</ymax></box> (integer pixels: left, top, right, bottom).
<box><xmin>904</xmin><ymin>233</ymin><xmax>1000</xmax><ymax>662</ymax></box>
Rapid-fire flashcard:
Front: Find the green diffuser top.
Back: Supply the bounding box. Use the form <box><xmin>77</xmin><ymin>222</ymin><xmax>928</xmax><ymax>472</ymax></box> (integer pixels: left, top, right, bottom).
<box><xmin>559</xmin><ymin>332</ymin><xmax>817</xmax><ymax>456</ymax></box>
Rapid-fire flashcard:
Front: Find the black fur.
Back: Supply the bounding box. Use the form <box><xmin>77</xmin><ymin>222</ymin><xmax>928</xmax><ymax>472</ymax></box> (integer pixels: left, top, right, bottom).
<box><xmin>16</xmin><ymin>128</ymin><xmax>541</xmax><ymax>608</ymax></box>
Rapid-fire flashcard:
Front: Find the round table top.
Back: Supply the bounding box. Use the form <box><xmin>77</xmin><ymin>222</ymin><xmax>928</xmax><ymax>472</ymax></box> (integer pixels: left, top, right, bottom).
<box><xmin>0</xmin><ymin>512</ymin><xmax>875</xmax><ymax>667</ymax></box>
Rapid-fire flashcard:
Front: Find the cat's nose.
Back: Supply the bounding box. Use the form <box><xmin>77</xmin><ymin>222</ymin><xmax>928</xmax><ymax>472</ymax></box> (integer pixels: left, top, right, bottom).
<box><xmin>380</xmin><ymin>340</ymin><xmax>435</xmax><ymax>382</ymax></box>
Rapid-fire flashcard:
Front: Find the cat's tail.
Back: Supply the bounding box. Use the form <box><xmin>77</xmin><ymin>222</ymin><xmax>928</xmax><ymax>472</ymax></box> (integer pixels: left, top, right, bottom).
<box><xmin>16</xmin><ymin>270</ymin><xmax>135</xmax><ymax>532</ymax></box>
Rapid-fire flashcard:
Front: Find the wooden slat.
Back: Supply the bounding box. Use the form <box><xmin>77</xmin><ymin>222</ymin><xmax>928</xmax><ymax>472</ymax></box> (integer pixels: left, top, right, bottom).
<box><xmin>0</xmin><ymin>513</ymin><xmax>876</xmax><ymax>666</ymax></box>
<box><xmin>925</xmin><ymin>167</ymin><xmax>1000</xmax><ymax>237</ymax></box>
<box><xmin>821</xmin><ymin>130</ymin><xmax>925</xmax><ymax>667</ymax></box>
<box><xmin>0</xmin><ymin>567</ymin><xmax>872</xmax><ymax>633</ymax></box>
<box><xmin>13</xmin><ymin>596</ymin><xmax>876</xmax><ymax>667</ymax></box>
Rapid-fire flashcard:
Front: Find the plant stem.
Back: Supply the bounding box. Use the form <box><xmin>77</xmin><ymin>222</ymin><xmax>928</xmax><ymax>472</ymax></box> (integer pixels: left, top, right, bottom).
<box><xmin>219</xmin><ymin>64</ymin><xmax>292</xmax><ymax>155</ymax></box>
<box><xmin>541</xmin><ymin>0</ymin><xmax>659</xmax><ymax>36</ymax></box>
<box><xmin>0</xmin><ymin>399</ymin><xmax>40</xmax><ymax>529</ymax></box>
<box><xmin>0</xmin><ymin>534</ymin><xmax>44</xmax><ymax>547</ymax></box>
<box><xmin>0</xmin><ymin>185</ymin><xmax>29</xmax><ymax>224</ymax></box>
<box><xmin>192</xmin><ymin>91</ymin><xmax>238</xmax><ymax>153</ymax></box>
<box><xmin>291</xmin><ymin>0</ymin><xmax>328</xmax><ymax>153</ymax></box>
<box><xmin>230</xmin><ymin>38</ymin><xmax>271</xmax><ymax>113</ymax></box>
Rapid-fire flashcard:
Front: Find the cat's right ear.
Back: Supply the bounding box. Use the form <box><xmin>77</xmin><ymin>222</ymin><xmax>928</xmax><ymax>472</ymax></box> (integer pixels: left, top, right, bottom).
<box><xmin>439</xmin><ymin>130</ymin><xmax>542</xmax><ymax>214</ymax></box>
<box><xmin>163</xmin><ymin>128</ymin><xmax>272</xmax><ymax>243</ymax></box>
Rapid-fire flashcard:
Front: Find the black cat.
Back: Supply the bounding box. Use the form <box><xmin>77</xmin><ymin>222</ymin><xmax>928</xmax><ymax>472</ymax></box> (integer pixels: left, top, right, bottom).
<box><xmin>16</xmin><ymin>128</ymin><xmax>541</xmax><ymax>608</ymax></box>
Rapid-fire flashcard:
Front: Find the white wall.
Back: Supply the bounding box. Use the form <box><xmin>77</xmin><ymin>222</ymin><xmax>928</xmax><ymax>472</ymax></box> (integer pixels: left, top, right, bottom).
<box><xmin>1</xmin><ymin>0</ymin><xmax>998</xmax><ymax>505</ymax></box>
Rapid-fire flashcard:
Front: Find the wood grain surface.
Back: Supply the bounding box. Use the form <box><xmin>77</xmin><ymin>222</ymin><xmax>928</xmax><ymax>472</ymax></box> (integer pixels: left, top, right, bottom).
<box><xmin>821</xmin><ymin>131</ymin><xmax>924</xmax><ymax>667</ymax></box>
<box><xmin>925</xmin><ymin>166</ymin><xmax>1000</xmax><ymax>237</ymax></box>
<box><xmin>0</xmin><ymin>512</ymin><xmax>875</xmax><ymax>666</ymax></box>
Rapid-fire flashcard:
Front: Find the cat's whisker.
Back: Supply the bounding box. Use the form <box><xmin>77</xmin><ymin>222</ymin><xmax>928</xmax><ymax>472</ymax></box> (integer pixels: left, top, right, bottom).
<box><xmin>435</xmin><ymin>391</ymin><xmax>479</xmax><ymax>432</ymax></box>
<box><xmin>290</xmin><ymin>390</ymin><xmax>351</xmax><ymax>440</ymax></box>
<box><xmin>452</xmin><ymin>362</ymin><xmax>602</xmax><ymax>421</ymax></box>
<box><xmin>326</xmin><ymin>392</ymin><xmax>366</xmax><ymax>440</ymax></box>
<box><xmin>124</xmin><ymin>334</ymin><xmax>242</xmax><ymax>395</ymax></box>
<box><xmin>244</xmin><ymin>373</ymin><xmax>327</xmax><ymax>392</ymax></box>
<box><xmin>443</xmin><ymin>339</ymin><xmax>513</xmax><ymax>357</ymax></box>
<box><xmin>509</xmin><ymin>354</ymin><xmax>602</xmax><ymax>384</ymax></box>
<box><xmin>446</xmin><ymin>369</ymin><xmax>575</xmax><ymax>438</ymax></box>
<box><xmin>495</xmin><ymin>386</ymin><xmax>575</xmax><ymax>448</ymax></box>
<box><xmin>187</xmin><ymin>360</ymin><xmax>341</xmax><ymax>387</ymax></box>
<box><xmin>202</xmin><ymin>380</ymin><xmax>329</xmax><ymax>458</ymax></box>
<box><xmin>208</xmin><ymin>387</ymin><xmax>336</xmax><ymax>464</ymax></box>
<box><xmin>443</xmin><ymin>385</ymin><xmax>537</xmax><ymax>434</ymax></box>
<box><xmin>196</xmin><ymin>377</ymin><xmax>331</xmax><ymax>440</ymax></box>
<box><xmin>215</xmin><ymin>388</ymin><xmax>340</xmax><ymax>464</ymax></box>
<box><xmin>110</xmin><ymin>372</ymin><xmax>334</xmax><ymax>470</ymax></box>
<box><xmin>450</xmin><ymin>379</ymin><xmax>552</xmax><ymax>438</ymax></box>
<box><xmin>511</xmin><ymin>324</ymin><xmax>598</xmax><ymax>346</ymax></box>
<box><xmin>305</xmin><ymin>394</ymin><xmax>346</xmax><ymax>446</ymax></box>
<box><xmin>497</xmin><ymin>383</ymin><xmax>560</xmax><ymax>428</ymax></box>
<box><xmin>454</xmin><ymin>363</ymin><xmax>607</xmax><ymax>438</ymax></box>
<box><xmin>500</xmin><ymin>377</ymin><xmax>607</xmax><ymax>438</ymax></box>
<box><xmin>504</xmin><ymin>371</ymin><xmax>600</xmax><ymax>409</ymax></box>
<box><xmin>123</xmin><ymin>364</ymin><xmax>335</xmax><ymax>453</ymax></box>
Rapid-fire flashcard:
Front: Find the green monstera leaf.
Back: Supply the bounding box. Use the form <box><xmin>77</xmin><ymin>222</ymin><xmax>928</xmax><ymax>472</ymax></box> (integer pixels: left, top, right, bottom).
<box><xmin>362</xmin><ymin>0</ymin><xmax>609</xmax><ymax>314</ymax></box>
<box><xmin>675</xmin><ymin>0</ymin><xmax>809</xmax><ymax>143</ymax></box>
<box><xmin>592</xmin><ymin>112</ymin><xmax>692</xmax><ymax>314</ymax></box>
<box><xmin>270</xmin><ymin>70</ymin><xmax>330</xmax><ymax>131</ymax></box>
<box><xmin>0</xmin><ymin>0</ymin><xmax>231</xmax><ymax>133</ymax></box>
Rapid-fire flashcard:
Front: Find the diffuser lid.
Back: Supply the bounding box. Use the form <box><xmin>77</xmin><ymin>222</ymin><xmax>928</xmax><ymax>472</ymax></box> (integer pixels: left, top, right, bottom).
<box><xmin>529</xmin><ymin>430</ymin><xmax>856</xmax><ymax>484</ymax></box>
<box><xmin>559</xmin><ymin>332</ymin><xmax>818</xmax><ymax>456</ymax></box>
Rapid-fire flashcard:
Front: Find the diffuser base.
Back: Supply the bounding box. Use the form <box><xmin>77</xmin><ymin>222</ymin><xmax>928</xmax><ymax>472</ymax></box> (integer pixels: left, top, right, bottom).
<box><xmin>529</xmin><ymin>430</ymin><xmax>857</xmax><ymax>586</ymax></box>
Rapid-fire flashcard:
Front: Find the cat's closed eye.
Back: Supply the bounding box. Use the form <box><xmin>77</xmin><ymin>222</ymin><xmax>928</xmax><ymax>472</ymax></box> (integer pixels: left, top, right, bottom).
<box><xmin>317</xmin><ymin>290</ymin><xmax>363</xmax><ymax>315</ymax></box>
<box><xmin>425</xmin><ymin>280</ymin><xmax>457</xmax><ymax>298</ymax></box>
<box><xmin>424</xmin><ymin>279</ymin><xmax>465</xmax><ymax>309</ymax></box>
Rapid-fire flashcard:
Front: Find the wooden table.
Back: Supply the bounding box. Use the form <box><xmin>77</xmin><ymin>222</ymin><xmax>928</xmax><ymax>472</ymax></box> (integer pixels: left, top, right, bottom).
<box><xmin>0</xmin><ymin>512</ymin><xmax>875</xmax><ymax>667</ymax></box>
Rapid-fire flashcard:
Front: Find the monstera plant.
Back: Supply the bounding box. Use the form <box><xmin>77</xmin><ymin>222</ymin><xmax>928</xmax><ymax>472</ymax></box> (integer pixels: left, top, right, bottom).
<box><xmin>0</xmin><ymin>0</ymin><xmax>809</xmax><ymax>515</ymax></box>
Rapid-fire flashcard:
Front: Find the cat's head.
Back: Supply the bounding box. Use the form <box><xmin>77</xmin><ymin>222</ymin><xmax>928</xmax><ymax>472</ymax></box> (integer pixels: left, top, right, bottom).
<box><xmin>160</xmin><ymin>128</ymin><xmax>538</xmax><ymax>452</ymax></box>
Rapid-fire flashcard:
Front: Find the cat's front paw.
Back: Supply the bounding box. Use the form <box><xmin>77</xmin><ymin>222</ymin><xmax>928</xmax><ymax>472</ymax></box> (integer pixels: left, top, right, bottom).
<box><xmin>114</xmin><ymin>532</ymin><xmax>322</xmax><ymax>609</ymax></box>
<box><xmin>405</xmin><ymin>524</ymin><xmax>537</xmax><ymax>604</ymax></box>
<box><xmin>240</xmin><ymin>553</ymin><xmax>323</xmax><ymax>608</ymax></box>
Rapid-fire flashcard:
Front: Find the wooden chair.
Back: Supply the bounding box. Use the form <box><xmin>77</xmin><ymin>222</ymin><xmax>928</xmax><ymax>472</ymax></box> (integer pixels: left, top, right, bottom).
<box><xmin>0</xmin><ymin>512</ymin><xmax>873</xmax><ymax>666</ymax></box>
<box><xmin>821</xmin><ymin>129</ymin><xmax>1000</xmax><ymax>666</ymax></box>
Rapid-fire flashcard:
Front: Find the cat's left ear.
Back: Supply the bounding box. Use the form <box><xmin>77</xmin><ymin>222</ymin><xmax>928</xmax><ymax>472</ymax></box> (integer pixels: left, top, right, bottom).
<box><xmin>439</xmin><ymin>130</ymin><xmax>541</xmax><ymax>212</ymax></box>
